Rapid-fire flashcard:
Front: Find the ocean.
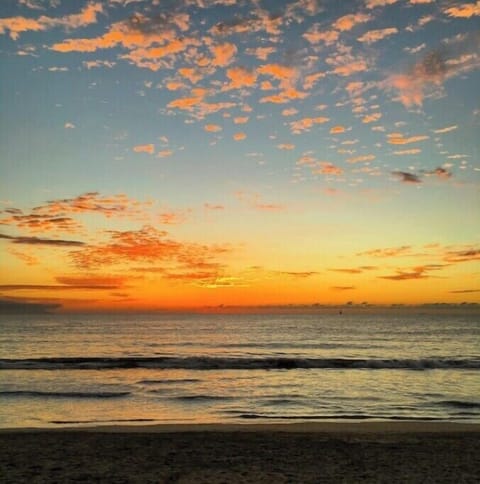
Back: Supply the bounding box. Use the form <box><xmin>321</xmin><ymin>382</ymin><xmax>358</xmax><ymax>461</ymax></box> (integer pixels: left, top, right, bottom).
<box><xmin>0</xmin><ymin>311</ymin><xmax>479</xmax><ymax>428</ymax></box>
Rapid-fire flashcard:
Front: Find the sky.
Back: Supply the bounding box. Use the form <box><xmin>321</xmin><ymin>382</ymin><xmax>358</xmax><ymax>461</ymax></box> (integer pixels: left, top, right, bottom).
<box><xmin>0</xmin><ymin>0</ymin><xmax>479</xmax><ymax>312</ymax></box>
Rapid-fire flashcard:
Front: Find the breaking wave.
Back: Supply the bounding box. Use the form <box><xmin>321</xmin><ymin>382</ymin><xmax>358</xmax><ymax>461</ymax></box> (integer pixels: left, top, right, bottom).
<box><xmin>0</xmin><ymin>390</ymin><xmax>130</xmax><ymax>399</ymax></box>
<box><xmin>0</xmin><ymin>356</ymin><xmax>479</xmax><ymax>371</ymax></box>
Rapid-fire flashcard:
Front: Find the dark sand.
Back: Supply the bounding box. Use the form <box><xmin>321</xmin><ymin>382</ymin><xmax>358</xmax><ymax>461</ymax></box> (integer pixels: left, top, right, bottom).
<box><xmin>1</xmin><ymin>423</ymin><xmax>479</xmax><ymax>483</ymax></box>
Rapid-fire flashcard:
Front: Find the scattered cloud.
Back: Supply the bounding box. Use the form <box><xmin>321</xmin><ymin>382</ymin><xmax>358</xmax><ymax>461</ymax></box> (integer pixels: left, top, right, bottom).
<box><xmin>233</xmin><ymin>132</ymin><xmax>246</xmax><ymax>141</ymax></box>
<box><xmin>358</xmin><ymin>246</ymin><xmax>412</xmax><ymax>257</ymax></box>
<box><xmin>0</xmin><ymin>211</ymin><xmax>81</xmax><ymax>233</ymax></box>
<box><xmin>0</xmin><ymin>3</ymin><xmax>103</xmax><ymax>40</ymax></box>
<box><xmin>133</xmin><ymin>144</ymin><xmax>155</xmax><ymax>154</ymax></box>
<box><xmin>204</xmin><ymin>124</ymin><xmax>223</xmax><ymax>132</ymax></box>
<box><xmin>290</xmin><ymin>116</ymin><xmax>329</xmax><ymax>134</ymax></box>
<box><xmin>392</xmin><ymin>148</ymin><xmax>421</xmax><ymax>155</ymax></box>
<box><xmin>365</xmin><ymin>0</ymin><xmax>400</xmax><ymax>8</ymax></box>
<box><xmin>362</xmin><ymin>113</ymin><xmax>382</xmax><ymax>124</ymax></box>
<box><xmin>333</xmin><ymin>13</ymin><xmax>371</xmax><ymax>32</ymax></box>
<box><xmin>277</xmin><ymin>143</ymin><xmax>295</xmax><ymax>150</ymax></box>
<box><xmin>347</xmin><ymin>154</ymin><xmax>375</xmax><ymax>163</ymax></box>
<box><xmin>70</xmin><ymin>226</ymin><xmax>232</xmax><ymax>276</ymax></box>
<box><xmin>392</xmin><ymin>171</ymin><xmax>422</xmax><ymax>183</ymax></box>
<box><xmin>313</xmin><ymin>162</ymin><xmax>344</xmax><ymax>176</ymax></box>
<box><xmin>0</xmin><ymin>233</ymin><xmax>85</xmax><ymax>247</ymax></box>
<box><xmin>388</xmin><ymin>134</ymin><xmax>429</xmax><ymax>144</ymax></box>
<box><xmin>444</xmin><ymin>2</ymin><xmax>480</xmax><ymax>18</ymax></box>
<box><xmin>433</xmin><ymin>125</ymin><xmax>457</xmax><ymax>134</ymax></box>
<box><xmin>330</xmin><ymin>125</ymin><xmax>346</xmax><ymax>134</ymax></box>
<box><xmin>204</xmin><ymin>203</ymin><xmax>225</xmax><ymax>211</ymax></box>
<box><xmin>358</xmin><ymin>27</ymin><xmax>398</xmax><ymax>44</ymax></box>
<box><xmin>30</xmin><ymin>192</ymin><xmax>153</xmax><ymax>220</ymax></box>
<box><xmin>443</xmin><ymin>247</ymin><xmax>480</xmax><ymax>263</ymax></box>
<box><xmin>379</xmin><ymin>264</ymin><xmax>444</xmax><ymax>280</ymax></box>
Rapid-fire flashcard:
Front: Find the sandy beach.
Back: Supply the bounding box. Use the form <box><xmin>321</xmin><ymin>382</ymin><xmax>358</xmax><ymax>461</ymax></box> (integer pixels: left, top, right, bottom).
<box><xmin>1</xmin><ymin>422</ymin><xmax>479</xmax><ymax>483</ymax></box>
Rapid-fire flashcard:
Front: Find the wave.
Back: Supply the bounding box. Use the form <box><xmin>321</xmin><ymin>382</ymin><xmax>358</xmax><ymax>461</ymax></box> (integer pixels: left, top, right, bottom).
<box><xmin>137</xmin><ymin>378</ymin><xmax>202</xmax><ymax>385</ymax></box>
<box><xmin>435</xmin><ymin>400</ymin><xmax>480</xmax><ymax>410</ymax></box>
<box><xmin>0</xmin><ymin>356</ymin><xmax>479</xmax><ymax>371</ymax></box>
<box><xmin>234</xmin><ymin>413</ymin><xmax>445</xmax><ymax>421</ymax></box>
<box><xmin>0</xmin><ymin>390</ymin><xmax>130</xmax><ymax>399</ymax></box>
<box><xmin>49</xmin><ymin>418</ymin><xmax>155</xmax><ymax>424</ymax></box>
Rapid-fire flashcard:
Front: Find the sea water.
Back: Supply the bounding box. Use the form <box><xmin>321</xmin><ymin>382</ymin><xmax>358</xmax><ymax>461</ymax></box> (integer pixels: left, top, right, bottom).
<box><xmin>0</xmin><ymin>312</ymin><xmax>479</xmax><ymax>428</ymax></box>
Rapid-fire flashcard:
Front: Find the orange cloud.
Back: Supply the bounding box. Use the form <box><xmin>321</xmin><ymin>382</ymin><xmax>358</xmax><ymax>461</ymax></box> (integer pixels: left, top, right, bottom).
<box><xmin>257</xmin><ymin>63</ymin><xmax>297</xmax><ymax>86</ymax></box>
<box><xmin>235</xmin><ymin>191</ymin><xmax>284</xmax><ymax>212</ymax></box>
<box><xmin>55</xmin><ymin>275</ymin><xmax>128</xmax><ymax>289</ymax></box>
<box><xmin>303</xmin><ymin>72</ymin><xmax>326</xmax><ymax>90</ymax></box>
<box><xmin>357</xmin><ymin>27</ymin><xmax>398</xmax><ymax>44</ymax></box>
<box><xmin>157</xmin><ymin>150</ymin><xmax>173</xmax><ymax>158</ymax></box>
<box><xmin>7</xmin><ymin>248</ymin><xmax>39</xmax><ymax>266</ymax></box>
<box><xmin>444</xmin><ymin>2</ymin><xmax>480</xmax><ymax>18</ymax></box>
<box><xmin>333</xmin><ymin>60</ymin><xmax>368</xmax><ymax>77</ymax></box>
<box><xmin>358</xmin><ymin>245</ymin><xmax>412</xmax><ymax>257</ymax></box>
<box><xmin>333</xmin><ymin>13</ymin><xmax>371</xmax><ymax>31</ymax></box>
<box><xmin>133</xmin><ymin>144</ymin><xmax>155</xmax><ymax>154</ymax></box>
<box><xmin>0</xmin><ymin>212</ymin><xmax>81</xmax><ymax>234</ymax></box>
<box><xmin>121</xmin><ymin>37</ymin><xmax>197</xmax><ymax>71</ymax></box>
<box><xmin>204</xmin><ymin>124</ymin><xmax>222</xmax><ymax>132</ymax></box>
<box><xmin>443</xmin><ymin>247</ymin><xmax>480</xmax><ymax>263</ymax></box>
<box><xmin>313</xmin><ymin>162</ymin><xmax>344</xmax><ymax>176</ymax></box>
<box><xmin>282</xmin><ymin>107</ymin><xmax>298</xmax><ymax>116</ymax></box>
<box><xmin>233</xmin><ymin>116</ymin><xmax>249</xmax><ymax>124</ymax></box>
<box><xmin>297</xmin><ymin>155</ymin><xmax>316</xmax><ymax>166</ymax></box>
<box><xmin>158</xmin><ymin>210</ymin><xmax>190</xmax><ymax>225</ymax></box>
<box><xmin>167</xmin><ymin>95</ymin><xmax>203</xmax><ymax>111</ymax></box>
<box><xmin>178</xmin><ymin>67</ymin><xmax>203</xmax><ymax>84</ymax></box>
<box><xmin>347</xmin><ymin>154</ymin><xmax>376</xmax><ymax>163</ymax></box>
<box><xmin>233</xmin><ymin>132</ymin><xmax>247</xmax><ymax>141</ymax></box>
<box><xmin>362</xmin><ymin>113</ymin><xmax>382</xmax><ymax>123</ymax></box>
<box><xmin>330</xmin><ymin>125</ymin><xmax>346</xmax><ymax>134</ymax></box>
<box><xmin>209</xmin><ymin>42</ymin><xmax>237</xmax><ymax>67</ymax></box>
<box><xmin>277</xmin><ymin>143</ymin><xmax>295</xmax><ymax>150</ymax></box>
<box><xmin>0</xmin><ymin>17</ymin><xmax>45</xmax><ymax>39</ymax></box>
<box><xmin>165</xmin><ymin>80</ymin><xmax>185</xmax><ymax>90</ymax></box>
<box><xmin>387</xmin><ymin>134</ymin><xmax>429</xmax><ymax>144</ymax></box>
<box><xmin>290</xmin><ymin>116</ymin><xmax>330</xmax><ymax>134</ymax></box>
<box><xmin>383</xmin><ymin>46</ymin><xmax>471</xmax><ymax>108</ymax></box>
<box><xmin>225</xmin><ymin>66</ymin><xmax>257</xmax><ymax>89</ymax></box>
<box><xmin>245</xmin><ymin>46</ymin><xmax>276</xmax><ymax>61</ymax></box>
<box><xmin>379</xmin><ymin>264</ymin><xmax>444</xmax><ymax>280</ymax></box>
<box><xmin>260</xmin><ymin>88</ymin><xmax>308</xmax><ymax>104</ymax></box>
<box><xmin>30</xmin><ymin>192</ymin><xmax>153</xmax><ymax>221</ymax></box>
<box><xmin>51</xmin><ymin>14</ymin><xmax>183</xmax><ymax>54</ymax></box>
<box><xmin>70</xmin><ymin>226</ymin><xmax>231</xmax><ymax>273</ymax></box>
<box><xmin>303</xmin><ymin>26</ymin><xmax>339</xmax><ymax>45</ymax></box>
<box><xmin>365</xmin><ymin>0</ymin><xmax>400</xmax><ymax>8</ymax></box>
<box><xmin>0</xmin><ymin>3</ymin><xmax>103</xmax><ymax>40</ymax></box>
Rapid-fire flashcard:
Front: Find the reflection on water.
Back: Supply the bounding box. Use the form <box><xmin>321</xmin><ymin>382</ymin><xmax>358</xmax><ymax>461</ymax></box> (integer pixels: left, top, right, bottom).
<box><xmin>0</xmin><ymin>312</ymin><xmax>479</xmax><ymax>427</ymax></box>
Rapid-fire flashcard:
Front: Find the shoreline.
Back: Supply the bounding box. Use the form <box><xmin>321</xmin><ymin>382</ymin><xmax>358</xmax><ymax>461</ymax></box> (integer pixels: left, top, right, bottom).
<box><xmin>2</xmin><ymin>420</ymin><xmax>480</xmax><ymax>433</ymax></box>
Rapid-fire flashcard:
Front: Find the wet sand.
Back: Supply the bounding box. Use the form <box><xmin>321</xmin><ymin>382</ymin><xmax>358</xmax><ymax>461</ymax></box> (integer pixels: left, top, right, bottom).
<box><xmin>1</xmin><ymin>422</ymin><xmax>479</xmax><ymax>483</ymax></box>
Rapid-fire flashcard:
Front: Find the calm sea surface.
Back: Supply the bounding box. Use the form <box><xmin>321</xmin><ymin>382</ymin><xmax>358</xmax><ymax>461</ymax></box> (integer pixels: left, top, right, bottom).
<box><xmin>0</xmin><ymin>312</ymin><xmax>479</xmax><ymax>428</ymax></box>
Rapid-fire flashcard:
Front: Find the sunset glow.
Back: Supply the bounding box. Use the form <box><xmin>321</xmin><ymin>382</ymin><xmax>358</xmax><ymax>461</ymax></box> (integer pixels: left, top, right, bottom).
<box><xmin>1</xmin><ymin>0</ymin><xmax>479</xmax><ymax>312</ymax></box>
